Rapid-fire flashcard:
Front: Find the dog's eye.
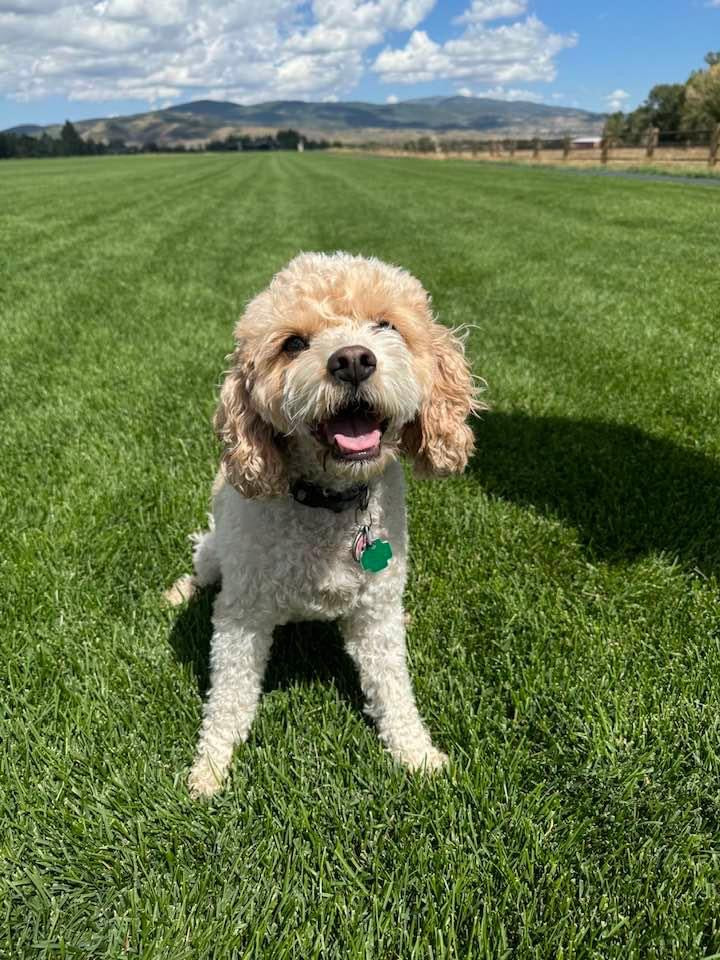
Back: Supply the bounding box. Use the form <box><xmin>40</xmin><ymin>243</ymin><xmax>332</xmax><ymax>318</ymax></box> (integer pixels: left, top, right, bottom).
<box><xmin>375</xmin><ymin>320</ymin><xmax>396</xmax><ymax>331</ymax></box>
<box><xmin>282</xmin><ymin>335</ymin><xmax>309</xmax><ymax>354</ymax></box>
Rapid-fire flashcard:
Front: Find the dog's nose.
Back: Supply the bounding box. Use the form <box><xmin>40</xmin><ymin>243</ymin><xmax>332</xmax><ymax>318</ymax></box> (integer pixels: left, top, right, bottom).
<box><xmin>327</xmin><ymin>345</ymin><xmax>377</xmax><ymax>387</ymax></box>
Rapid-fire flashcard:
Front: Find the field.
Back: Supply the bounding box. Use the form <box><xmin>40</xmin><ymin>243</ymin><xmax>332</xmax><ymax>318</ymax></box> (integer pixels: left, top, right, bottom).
<box><xmin>2</xmin><ymin>152</ymin><xmax>720</xmax><ymax>958</ymax></box>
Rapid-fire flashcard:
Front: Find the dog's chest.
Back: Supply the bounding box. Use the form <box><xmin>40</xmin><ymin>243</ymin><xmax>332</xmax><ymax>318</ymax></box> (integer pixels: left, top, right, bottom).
<box><xmin>281</xmin><ymin>517</ymin><xmax>375</xmax><ymax>620</ymax></box>
<box><xmin>216</xmin><ymin>469</ymin><xmax>406</xmax><ymax>623</ymax></box>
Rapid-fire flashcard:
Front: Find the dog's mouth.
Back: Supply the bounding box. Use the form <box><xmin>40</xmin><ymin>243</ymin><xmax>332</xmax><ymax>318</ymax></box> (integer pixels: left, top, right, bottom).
<box><xmin>314</xmin><ymin>400</ymin><xmax>389</xmax><ymax>462</ymax></box>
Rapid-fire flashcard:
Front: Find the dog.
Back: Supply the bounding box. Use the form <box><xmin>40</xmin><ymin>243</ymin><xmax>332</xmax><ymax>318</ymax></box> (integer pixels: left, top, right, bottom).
<box><xmin>167</xmin><ymin>252</ymin><xmax>480</xmax><ymax>797</ymax></box>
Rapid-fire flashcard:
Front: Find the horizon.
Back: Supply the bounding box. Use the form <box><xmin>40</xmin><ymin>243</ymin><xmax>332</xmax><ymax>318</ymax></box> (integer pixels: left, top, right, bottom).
<box><xmin>1</xmin><ymin>1</ymin><xmax>717</xmax><ymax>129</ymax></box>
<box><xmin>4</xmin><ymin>91</ymin><xmax>608</xmax><ymax>134</ymax></box>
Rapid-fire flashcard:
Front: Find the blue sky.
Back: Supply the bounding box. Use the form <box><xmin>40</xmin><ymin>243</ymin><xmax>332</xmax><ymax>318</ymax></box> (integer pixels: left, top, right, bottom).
<box><xmin>1</xmin><ymin>0</ymin><xmax>718</xmax><ymax>129</ymax></box>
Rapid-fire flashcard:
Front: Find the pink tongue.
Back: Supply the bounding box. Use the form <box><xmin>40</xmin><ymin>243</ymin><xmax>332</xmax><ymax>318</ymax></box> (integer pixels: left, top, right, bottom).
<box><xmin>326</xmin><ymin>411</ymin><xmax>382</xmax><ymax>453</ymax></box>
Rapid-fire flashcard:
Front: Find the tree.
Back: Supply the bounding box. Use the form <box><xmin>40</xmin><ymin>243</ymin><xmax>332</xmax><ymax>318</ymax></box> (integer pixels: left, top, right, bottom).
<box><xmin>60</xmin><ymin>119</ymin><xmax>85</xmax><ymax>155</ymax></box>
<box><xmin>275</xmin><ymin>128</ymin><xmax>301</xmax><ymax>150</ymax></box>
<box><xmin>601</xmin><ymin>52</ymin><xmax>719</xmax><ymax>144</ymax></box>
<box><xmin>36</xmin><ymin>132</ymin><xmax>59</xmax><ymax>157</ymax></box>
<box><xmin>603</xmin><ymin>111</ymin><xmax>628</xmax><ymax>139</ymax></box>
<box><xmin>683</xmin><ymin>62</ymin><xmax>720</xmax><ymax>131</ymax></box>
<box><xmin>644</xmin><ymin>84</ymin><xmax>686</xmax><ymax>138</ymax></box>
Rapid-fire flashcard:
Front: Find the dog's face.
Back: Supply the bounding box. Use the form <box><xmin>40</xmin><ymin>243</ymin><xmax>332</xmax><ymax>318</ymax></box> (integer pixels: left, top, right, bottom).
<box><xmin>215</xmin><ymin>252</ymin><xmax>479</xmax><ymax>497</ymax></box>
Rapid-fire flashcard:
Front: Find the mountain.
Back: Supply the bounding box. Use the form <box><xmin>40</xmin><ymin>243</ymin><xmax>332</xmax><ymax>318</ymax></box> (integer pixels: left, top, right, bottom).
<box><xmin>3</xmin><ymin>124</ymin><xmax>46</xmax><ymax>135</ymax></box>
<box><xmin>5</xmin><ymin>96</ymin><xmax>605</xmax><ymax>146</ymax></box>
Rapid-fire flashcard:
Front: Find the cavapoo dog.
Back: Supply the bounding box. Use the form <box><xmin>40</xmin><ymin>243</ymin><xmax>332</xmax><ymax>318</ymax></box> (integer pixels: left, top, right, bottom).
<box><xmin>168</xmin><ymin>251</ymin><xmax>479</xmax><ymax>797</ymax></box>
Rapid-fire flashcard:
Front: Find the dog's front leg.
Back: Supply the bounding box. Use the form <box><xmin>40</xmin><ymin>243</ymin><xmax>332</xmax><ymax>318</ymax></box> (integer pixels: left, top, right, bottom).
<box><xmin>188</xmin><ymin>613</ymin><xmax>274</xmax><ymax>797</ymax></box>
<box><xmin>341</xmin><ymin>602</ymin><xmax>448</xmax><ymax>772</ymax></box>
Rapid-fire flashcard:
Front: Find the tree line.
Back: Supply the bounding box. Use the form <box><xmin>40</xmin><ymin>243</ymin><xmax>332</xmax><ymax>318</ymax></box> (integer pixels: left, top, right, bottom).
<box><xmin>206</xmin><ymin>130</ymin><xmax>335</xmax><ymax>151</ymax></box>
<box><xmin>604</xmin><ymin>51</ymin><xmax>720</xmax><ymax>144</ymax></box>
<box><xmin>0</xmin><ymin>120</ymin><xmax>333</xmax><ymax>160</ymax></box>
<box><xmin>0</xmin><ymin>120</ymin><xmax>110</xmax><ymax>159</ymax></box>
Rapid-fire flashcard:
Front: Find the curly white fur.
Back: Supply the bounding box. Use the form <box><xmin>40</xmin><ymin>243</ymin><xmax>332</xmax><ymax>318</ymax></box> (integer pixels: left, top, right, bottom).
<box><xmin>169</xmin><ymin>252</ymin><xmax>479</xmax><ymax>797</ymax></box>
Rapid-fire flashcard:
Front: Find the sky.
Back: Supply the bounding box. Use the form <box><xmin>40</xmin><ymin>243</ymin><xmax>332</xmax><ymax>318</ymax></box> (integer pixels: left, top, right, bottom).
<box><xmin>1</xmin><ymin>0</ymin><xmax>719</xmax><ymax>129</ymax></box>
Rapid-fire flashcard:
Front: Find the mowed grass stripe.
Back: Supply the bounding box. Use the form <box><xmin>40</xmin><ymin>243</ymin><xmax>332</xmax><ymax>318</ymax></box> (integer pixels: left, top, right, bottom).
<box><xmin>313</xmin><ymin>155</ymin><xmax>719</xmax><ymax>440</ymax></box>
<box><xmin>2</xmin><ymin>153</ymin><xmax>720</xmax><ymax>959</ymax></box>
<box><xmin>1</xmin><ymin>155</ymin><xmax>253</xmax><ymax>324</ymax></box>
<box><xmin>265</xmin><ymin>155</ymin><xmax>719</xmax><ymax>457</ymax></box>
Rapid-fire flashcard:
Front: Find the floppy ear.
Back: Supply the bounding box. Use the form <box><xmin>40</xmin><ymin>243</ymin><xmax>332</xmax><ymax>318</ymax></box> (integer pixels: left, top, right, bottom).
<box><xmin>213</xmin><ymin>353</ymin><xmax>288</xmax><ymax>499</ymax></box>
<box><xmin>402</xmin><ymin>323</ymin><xmax>478</xmax><ymax>476</ymax></box>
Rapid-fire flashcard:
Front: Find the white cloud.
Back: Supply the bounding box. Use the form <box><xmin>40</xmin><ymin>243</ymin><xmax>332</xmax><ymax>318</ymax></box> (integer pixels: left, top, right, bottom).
<box><xmin>386</xmin><ymin>93</ymin><xmax>398</xmax><ymax>103</ymax></box>
<box><xmin>0</xmin><ymin>0</ymin><xmax>439</xmax><ymax>103</ymax></box>
<box><xmin>476</xmin><ymin>85</ymin><xmax>542</xmax><ymax>101</ymax></box>
<box><xmin>0</xmin><ymin>0</ymin><xmax>577</xmax><ymax>110</ymax></box>
<box><xmin>373</xmin><ymin>15</ymin><xmax>577</xmax><ymax>86</ymax></box>
<box><xmin>285</xmin><ymin>0</ymin><xmax>435</xmax><ymax>53</ymax></box>
<box><xmin>0</xmin><ymin>0</ymin><xmax>68</xmax><ymax>11</ymax></box>
<box><xmin>455</xmin><ymin>85</ymin><xmax>542</xmax><ymax>101</ymax></box>
<box><xmin>604</xmin><ymin>88</ymin><xmax>630</xmax><ymax>111</ymax></box>
<box><xmin>454</xmin><ymin>0</ymin><xmax>527</xmax><ymax>24</ymax></box>
<box><xmin>92</xmin><ymin>0</ymin><xmax>189</xmax><ymax>27</ymax></box>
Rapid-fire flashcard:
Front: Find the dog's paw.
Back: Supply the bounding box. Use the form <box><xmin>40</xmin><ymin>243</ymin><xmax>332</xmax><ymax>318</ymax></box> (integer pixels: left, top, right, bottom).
<box><xmin>188</xmin><ymin>755</ymin><xmax>226</xmax><ymax>798</ymax></box>
<box><xmin>415</xmin><ymin>746</ymin><xmax>449</xmax><ymax>773</ymax></box>
<box><xmin>398</xmin><ymin>744</ymin><xmax>449</xmax><ymax>774</ymax></box>
<box><xmin>164</xmin><ymin>574</ymin><xmax>196</xmax><ymax>607</ymax></box>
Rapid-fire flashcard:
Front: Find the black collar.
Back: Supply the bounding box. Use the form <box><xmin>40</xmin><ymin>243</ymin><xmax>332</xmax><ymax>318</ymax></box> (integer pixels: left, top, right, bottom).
<box><xmin>290</xmin><ymin>479</ymin><xmax>370</xmax><ymax>513</ymax></box>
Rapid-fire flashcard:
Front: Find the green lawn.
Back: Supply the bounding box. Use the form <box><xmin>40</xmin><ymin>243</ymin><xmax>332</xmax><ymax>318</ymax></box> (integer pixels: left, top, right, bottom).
<box><xmin>2</xmin><ymin>152</ymin><xmax>720</xmax><ymax>959</ymax></box>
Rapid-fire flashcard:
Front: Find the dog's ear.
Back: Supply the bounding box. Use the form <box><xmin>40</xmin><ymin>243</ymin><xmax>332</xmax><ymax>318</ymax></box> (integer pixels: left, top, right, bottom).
<box><xmin>401</xmin><ymin>323</ymin><xmax>477</xmax><ymax>476</ymax></box>
<box><xmin>214</xmin><ymin>353</ymin><xmax>288</xmax><ymax>498</ymax></box>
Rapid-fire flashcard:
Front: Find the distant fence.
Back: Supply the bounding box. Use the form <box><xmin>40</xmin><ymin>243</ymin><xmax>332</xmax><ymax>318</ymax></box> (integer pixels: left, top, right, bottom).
<box><xmin>390</xmin><ymin>125</ymin><xmax>720</xmax><ymax>168</ymax></box>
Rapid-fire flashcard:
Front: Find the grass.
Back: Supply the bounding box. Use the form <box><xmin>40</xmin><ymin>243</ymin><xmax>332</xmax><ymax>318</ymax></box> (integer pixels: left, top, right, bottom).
<box><xmin>2</xmin><ymin>152</ymin><xmax>720</xmax><ymax>959</ymax></box>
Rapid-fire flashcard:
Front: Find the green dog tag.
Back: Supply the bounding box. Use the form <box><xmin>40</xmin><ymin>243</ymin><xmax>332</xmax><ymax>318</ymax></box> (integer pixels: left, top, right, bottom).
<box><xmin>360</xmin><ymin>539</ymin><xmax>393</xmax><ymax>573</ymax></box>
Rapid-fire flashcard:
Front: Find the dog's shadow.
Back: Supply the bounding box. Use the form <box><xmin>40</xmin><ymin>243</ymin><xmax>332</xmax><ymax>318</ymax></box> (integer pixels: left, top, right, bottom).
<box><xmin>170</xmin><ymin>412</ymin><xmax>720</xmax><ymax>695</ymax></box>
<box><xmin>471</xmin><ymin>411</ymin><xmax>720</xmax><ymax>577</ymax></box>
<box><xmin>169</xmin><ymin>586</ymin><xmax>364</xmax><ymax>709</ymax></box>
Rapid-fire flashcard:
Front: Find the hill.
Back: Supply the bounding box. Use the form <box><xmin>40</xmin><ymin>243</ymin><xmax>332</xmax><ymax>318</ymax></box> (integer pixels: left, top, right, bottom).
<box><xmin>3</xmin><ymin>124</ymin><xmax>46</xmax><ymax>136</ymax></box>
<box><xmin>5</xmin><ymin>96</ymin><xmax>605</xmax><ymax>147</ymax></box>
